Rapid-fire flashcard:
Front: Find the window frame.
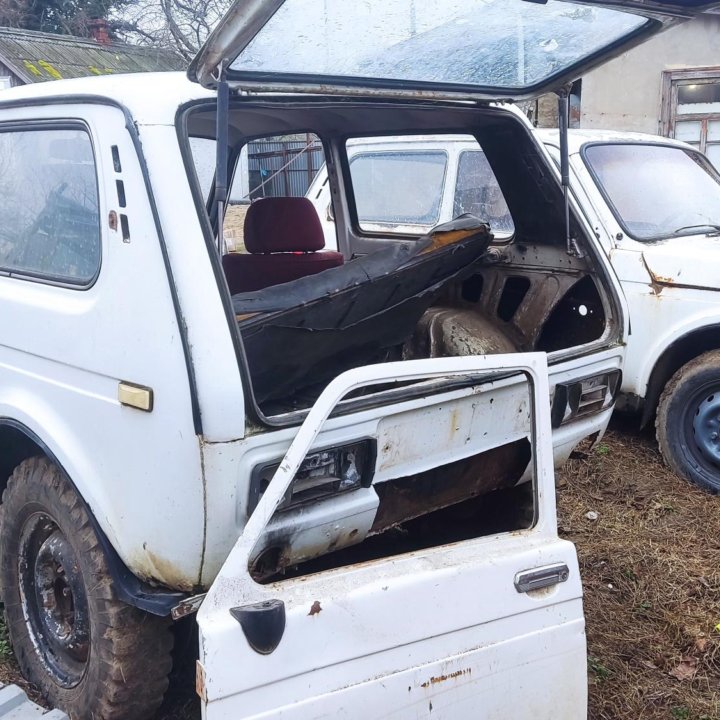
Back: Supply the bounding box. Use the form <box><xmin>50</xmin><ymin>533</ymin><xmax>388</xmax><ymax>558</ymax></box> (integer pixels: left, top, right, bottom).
<box><xmin>661</xmin><ymin>67</ymin><xmax>720</xmax><ymax>160</ymax></box>
<box><xmin>0</xmin><ymin>119</ymin><xmax>102</xmax><ymax>289</ymax></box>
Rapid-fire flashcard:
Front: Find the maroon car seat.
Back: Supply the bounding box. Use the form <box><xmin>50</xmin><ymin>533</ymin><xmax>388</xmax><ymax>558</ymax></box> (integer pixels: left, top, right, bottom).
<box><xmin>222</xmin><ymin>197</ymin><xmax>344</xmax><ymax>294</ymax></box>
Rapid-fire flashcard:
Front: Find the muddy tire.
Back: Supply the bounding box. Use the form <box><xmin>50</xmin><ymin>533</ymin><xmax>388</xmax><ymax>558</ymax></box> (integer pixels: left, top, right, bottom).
<box><xmin>656</xmin><ymin>350</ymin><xmax>720</xmax><ymax>494</ymax></box>
<box><xmin>0</xmin><ymin>457</ymin><xmax>173</xmax><ymax>719</ymax></box>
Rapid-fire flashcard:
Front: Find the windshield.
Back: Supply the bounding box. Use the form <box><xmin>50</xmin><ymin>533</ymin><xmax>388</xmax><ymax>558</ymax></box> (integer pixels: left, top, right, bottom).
<box><xmin>584</xmin><ymin>143</ymin><xmax>720</xmax><ymax>241</ymax></box>
<box><xmin>230</xmin><ymin>0</ymin><xmax>648</xmax><ymax>92</ymax></box>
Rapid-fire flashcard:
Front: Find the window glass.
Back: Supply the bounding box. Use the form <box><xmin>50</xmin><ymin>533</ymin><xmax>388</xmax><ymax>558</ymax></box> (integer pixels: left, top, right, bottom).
<box><xmin>585</xmin><ymin>143</ymin><xmax>720</xmax><ymax>241</ymax></box>
<box><xmin>677</xmin><ymin>81</ymin><xmax>720</xmax><ymax>116</ymax></box>
<box><xmin>0</xmin><ymin>77</ymin><xmax>11</xmax><ymax>90</ymax></box>
<box><xmin>189</xmin><ymin>136</ymin><xmax>216</xmax><ymax>199</ymax></box>
<box><xmin>230</xmin><ymin>0</ymin><xmax>647</xmax><ymax>92</ymax></box>
<box><xmin>454</xmin><ymin>150</ymin><xmax>514</xmax><ymax>236</ymax></box>
<box><xmin>675</xmin><ymin>120</ymin><xmax>702</xmax><ymax>146</ymax></box>
<box><xmin>0</xmin><ymin>128</ymin><xmax>100</xmax><ymax>284</ymax></box>
<box><xmin>707</xmin><ymin>144</ymin><xmax>720</xmax><ymax>170</ymax></box>
<box><xmin>349</xmin><ymin>150</ymin><xmax>447</xmax><ymax>232</ymax></box>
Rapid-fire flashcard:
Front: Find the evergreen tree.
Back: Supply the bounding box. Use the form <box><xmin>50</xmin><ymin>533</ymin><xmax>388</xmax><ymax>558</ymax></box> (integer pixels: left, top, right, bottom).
<box><xmin>0</xmin><ymin>0</ymin><xmax>130</xmax><ymax>37</ymax></box>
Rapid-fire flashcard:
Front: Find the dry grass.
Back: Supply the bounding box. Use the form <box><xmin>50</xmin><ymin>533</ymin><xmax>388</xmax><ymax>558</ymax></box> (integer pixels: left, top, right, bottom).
<box><xmin>0</xmin><ymin>418</ymin><xmax>718</xmax><ymax>719</ymax></box>
<box><xmin>557</xmin><ymin>417</ymin><xmax>720</xmax><ymax>720</ymax></box>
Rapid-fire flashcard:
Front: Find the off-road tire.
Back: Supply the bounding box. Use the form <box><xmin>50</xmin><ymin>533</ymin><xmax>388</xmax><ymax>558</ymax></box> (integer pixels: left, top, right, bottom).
<box><xmin>0</xmin><ymin>457</ymin><xmax>174</xmax><ymax>719</ymax></box>
<box><xmin>656</xmin><ymin>350</ymin><xmax>720</xmax><ymax>494</ymax></box>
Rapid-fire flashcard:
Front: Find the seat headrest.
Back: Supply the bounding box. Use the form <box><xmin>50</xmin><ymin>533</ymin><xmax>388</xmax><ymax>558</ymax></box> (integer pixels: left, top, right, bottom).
<box><xmin>244</xmin><ymin>197</ymin><xmax>325</xmax><ymax>254</ymax></box>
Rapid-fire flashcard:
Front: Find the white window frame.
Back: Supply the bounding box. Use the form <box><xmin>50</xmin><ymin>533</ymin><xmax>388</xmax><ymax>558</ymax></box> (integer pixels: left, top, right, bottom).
<box><xmin>0</xmin><ymin>77</ymin><xmax>12</xmax><ymax>90</ymax></box>
<box><xmin>661</xmin><ymin>67</ymin><xmax>720</xmax><ymax>156</ymax></box>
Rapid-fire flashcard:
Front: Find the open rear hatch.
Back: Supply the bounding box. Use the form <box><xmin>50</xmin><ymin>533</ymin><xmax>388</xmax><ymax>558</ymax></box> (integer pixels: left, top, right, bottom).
<box><xmin>189</xmin><ymin>0</ymin><xmax>719</xmax><ymax>99</ymax></box>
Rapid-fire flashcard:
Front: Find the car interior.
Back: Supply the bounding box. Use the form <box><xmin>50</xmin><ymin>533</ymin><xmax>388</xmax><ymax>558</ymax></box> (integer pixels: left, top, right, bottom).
<box><xmin>183</xmin><ymin>98</ymin><xmax>617</xmax><ymax>418</ymax></box>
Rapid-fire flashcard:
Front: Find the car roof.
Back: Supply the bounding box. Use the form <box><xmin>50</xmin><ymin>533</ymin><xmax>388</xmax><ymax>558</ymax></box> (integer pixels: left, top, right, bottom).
<box><xmin>0</xmin><ymin>71</ymin><xmax>529</xmax><ymax>127</ymax></box>
<box><xmin>535</xmin><ymin>127</ymin><xmax>694</xmax><ymax>154</ymax></box>
<box><xmin>0</xmin><ymin>71</ymin><xmax>213</xmax><ymax>124</ymax></box>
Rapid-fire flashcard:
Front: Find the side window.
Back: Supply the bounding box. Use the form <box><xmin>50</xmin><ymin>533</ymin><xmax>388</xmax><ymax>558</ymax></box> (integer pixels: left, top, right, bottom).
<box><xmin>0</xmin><ymin>127</ymin><xmax>100</xmax><ymax>285</ymax></box>
<box><xmin>453</xmin><ymin>151</ymin><xmax>514</xmax><ymax>237</ymax></box>
<box><xmin>348</xmin><ymin>148</ymin><xmax>448</xmax><ymax>234</ymax></box>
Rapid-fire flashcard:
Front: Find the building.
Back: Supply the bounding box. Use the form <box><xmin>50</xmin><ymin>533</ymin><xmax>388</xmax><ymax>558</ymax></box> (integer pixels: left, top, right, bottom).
<box><xmin>0</xmin><ymin>24</ymin><xmax>184</xmax><ymax>90</ymax></box>
<box><xmin>579</xmin><ymin>12</ymin><xmax>720</xmax><ymax>165</ymax></box>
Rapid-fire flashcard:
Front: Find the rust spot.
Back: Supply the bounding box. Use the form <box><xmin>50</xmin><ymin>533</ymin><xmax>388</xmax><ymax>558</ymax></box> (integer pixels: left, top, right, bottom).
<box><xmin>420</xmin><ymin>668</ymin><xmax>471</xmax><ymax>689</ymax></box>
<box><xmin>135</xmin><ymin>549</ymin><xmax>195</xmax><ymax>591</ymax></box>
<box><xmin>308</xmin><ymin>600</ymin><xmax>322</xmax><ymax>616</ymax></box>
<box><xmin>654</xmin><ymin>274</ymin><xmax>675</xmax><ymax>284</ymax></box>
<box><xmin>195</xmin><ymin>660</ymin><xmax>207</xmax><ymax>703</ymax></box>
<box><xmin>348</xmin><ymin>529</ymin><xmax>358</xmax><ymax>539</ymax></box>
<box><xmin>108</xmin><ymin>210</ymin><xmax>118</xmax><ymax>231</ymax></box>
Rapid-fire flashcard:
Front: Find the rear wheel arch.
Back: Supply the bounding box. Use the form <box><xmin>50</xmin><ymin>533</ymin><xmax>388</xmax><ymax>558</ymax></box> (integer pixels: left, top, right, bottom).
<box><xmin>641</xmin><ymin>324</ymin><xmax>720</xmax><ymax>427</ymax></box>
<box><xmin>0</xmin><ymin>418</ymin><xmax>186</xmax><ymax>615</ymax></box>
<box><xmin>0</xmin><ymin>420</ymin><xmax>47</xmax><ymax>499</ymax></box>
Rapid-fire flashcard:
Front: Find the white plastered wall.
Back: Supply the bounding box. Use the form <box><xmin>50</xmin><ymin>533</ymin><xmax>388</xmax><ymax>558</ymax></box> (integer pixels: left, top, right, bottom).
<box><xmin>580</xmin><ymin>15</ymin><xmax>720</xmax><ymax>135</ymax></box>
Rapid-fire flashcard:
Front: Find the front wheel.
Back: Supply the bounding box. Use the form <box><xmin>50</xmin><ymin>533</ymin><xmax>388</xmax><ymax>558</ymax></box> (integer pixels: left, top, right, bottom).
<box><xmin>0</xmin><ymin>457</ymin><xmax>174</xmax><ymax>719</ymax></box>
<box><xmin>656</xmin><ymin>350</ymin><xmax>720</xmax><ymax>494</ymax></box>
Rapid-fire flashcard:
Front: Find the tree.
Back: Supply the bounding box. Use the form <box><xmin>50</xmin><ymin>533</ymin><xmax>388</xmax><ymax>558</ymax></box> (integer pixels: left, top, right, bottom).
<box><xmin>115</xmin><ymin>0</ymin><xmax>230</xmax><ymax>60</ymax></box>
<box><xmin>0</xmin><ymin>0</ymin><xmax>132</xmax><ymax>37</ymax></box>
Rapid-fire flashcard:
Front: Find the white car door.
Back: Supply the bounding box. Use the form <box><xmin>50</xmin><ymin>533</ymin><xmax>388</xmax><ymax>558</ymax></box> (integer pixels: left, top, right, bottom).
<box><xmin>197</xmin><ymin>353</ymin><xmax>587</xmax><ymax>719</ymax></box>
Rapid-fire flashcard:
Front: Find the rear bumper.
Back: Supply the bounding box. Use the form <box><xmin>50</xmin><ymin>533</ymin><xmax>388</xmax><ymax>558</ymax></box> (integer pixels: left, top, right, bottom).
<box><xmin>552</xmin><ymin>403</ymin><xmax>611</xmax><ymax>467</ymax></box>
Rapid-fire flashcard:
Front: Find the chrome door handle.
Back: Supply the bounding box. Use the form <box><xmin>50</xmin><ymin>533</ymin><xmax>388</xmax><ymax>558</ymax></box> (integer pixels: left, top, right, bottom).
<box><xmin>514</xmin><ymin>563</ymin><xmax>570</xmax><ymax>593</ymax></box>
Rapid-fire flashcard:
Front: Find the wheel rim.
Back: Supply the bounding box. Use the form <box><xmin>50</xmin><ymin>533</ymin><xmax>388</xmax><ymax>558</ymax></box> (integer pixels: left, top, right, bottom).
<box><xmin>689</xmin><ymin>384</ymin><xmax>720</xmax><ymax>471</ymax></box>
<box><xmin>18</xmin><ymin>513</ymin><xmax>90</xmax><ymax>688</ymax></box>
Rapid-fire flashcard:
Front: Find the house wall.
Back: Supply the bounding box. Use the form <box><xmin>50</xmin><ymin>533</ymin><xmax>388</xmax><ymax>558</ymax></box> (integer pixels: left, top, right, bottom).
<box><xmin>580</xmin><ymin>15</ymin><xmax>720</xmax><ymax>135</ymax></box>
<box><xmin>0</xmin><ymin>60</ymin><xmax>22</xmax><ymax>89</ymax></box>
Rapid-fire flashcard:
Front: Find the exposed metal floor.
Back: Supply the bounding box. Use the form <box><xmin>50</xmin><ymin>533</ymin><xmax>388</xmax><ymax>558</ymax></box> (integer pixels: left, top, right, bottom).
<box><xmin>0</xmin><ymin>686</ymin><xmax>67</xmax><ymax>719</ymax></box>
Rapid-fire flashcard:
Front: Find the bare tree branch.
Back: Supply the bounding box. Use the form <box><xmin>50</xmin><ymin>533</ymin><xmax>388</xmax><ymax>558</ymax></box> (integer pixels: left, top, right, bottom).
<box><xmin>114</xmin><ymin>0</ymin><xmax>230</xmax><ymax>57</ymax></box>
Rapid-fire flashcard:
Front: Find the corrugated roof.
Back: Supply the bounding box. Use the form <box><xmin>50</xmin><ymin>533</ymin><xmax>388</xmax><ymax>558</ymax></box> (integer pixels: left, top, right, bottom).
<box><xmin>0</xmin><ymin>27</ymin><xmax>185</xmax><ymax>83</ymax></box>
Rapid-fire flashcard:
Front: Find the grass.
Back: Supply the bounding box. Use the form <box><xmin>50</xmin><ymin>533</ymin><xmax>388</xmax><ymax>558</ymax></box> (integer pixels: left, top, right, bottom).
<box><xmin>556</xmin><ymin>416</ymin><xmax>720</xmax><ymax>720</ymax></box>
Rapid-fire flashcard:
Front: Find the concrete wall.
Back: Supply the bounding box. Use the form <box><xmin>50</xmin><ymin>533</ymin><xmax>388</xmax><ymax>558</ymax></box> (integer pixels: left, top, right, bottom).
<box><xmin>581</xmin><ymin>15</ymin><xmax>720</xmax><ymax>135</ymax></box>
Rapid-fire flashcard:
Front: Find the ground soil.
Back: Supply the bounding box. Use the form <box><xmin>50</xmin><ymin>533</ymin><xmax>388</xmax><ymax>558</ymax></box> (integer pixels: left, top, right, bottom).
<box><xmin>0</xmin><ymin>417</ymin><xmax>717</xmax><ymax>719</ymax></box>
<box><xmin>556</xmin><ymin>416</ymin><xmax>720</xmax><ymax>720</ymax></box>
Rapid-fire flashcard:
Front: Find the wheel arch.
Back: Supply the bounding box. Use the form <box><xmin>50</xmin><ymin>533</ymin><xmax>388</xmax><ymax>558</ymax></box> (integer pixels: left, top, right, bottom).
<box><xmin>641</xmin><ymin>324</ymin><xmax>720</xmax><ymax>427</ymax></box>
<box><xmin>0</xmin><ymin>419</ymin><xmax>185</xmax><ymax>616</ymax></box>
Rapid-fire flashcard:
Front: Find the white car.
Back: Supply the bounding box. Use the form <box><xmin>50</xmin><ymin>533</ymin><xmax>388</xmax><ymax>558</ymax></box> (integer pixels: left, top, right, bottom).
<box><xmin>541</xmin><ymin>129</ymin><xmax>720</xmax><ymax>493</ymax></box>
<box><xmin>0</xmin><ymin>1</ymin><xmax>711</xmax><ymax>719</ymax></box>
<box><xmin>311</xmin><ymin>130</ymin><xmax>720</xmax><ymax>494</ymax></box>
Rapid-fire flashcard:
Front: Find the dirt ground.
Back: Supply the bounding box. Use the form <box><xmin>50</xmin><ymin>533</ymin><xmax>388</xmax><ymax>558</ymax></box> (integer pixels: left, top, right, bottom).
<box><xmin>557</xmin><ymin>416</ymin><xmax>720</xmax><ymax>720</ymax></box>
<box><xmin>0</xmin><ymin>417</ymin><xmax>717</xmax><ymax>719</ymax></box>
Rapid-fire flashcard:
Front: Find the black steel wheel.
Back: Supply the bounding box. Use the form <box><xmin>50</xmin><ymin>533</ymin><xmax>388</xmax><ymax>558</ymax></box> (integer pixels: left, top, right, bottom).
<box><xmin>657</xmin><ymin>350</ymin><xmax>720</xmax><ymax>494</ymax></box>
<box><xmin>0</xmin><ymin>457</ymin><xmax>173</xmax><ymax>719</ymax></box>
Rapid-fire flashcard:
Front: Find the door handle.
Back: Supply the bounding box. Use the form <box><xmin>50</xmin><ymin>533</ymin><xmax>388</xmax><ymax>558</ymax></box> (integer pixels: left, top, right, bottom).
<box><xmin>514</xmin><ymin>563</ymin><xmax>570</xmax><ymax>593</ymax></box>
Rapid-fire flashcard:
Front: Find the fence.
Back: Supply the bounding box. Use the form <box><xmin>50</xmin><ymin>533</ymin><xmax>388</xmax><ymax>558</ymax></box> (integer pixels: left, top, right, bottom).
<box><xmin>246</xmin><ymin>137</ymin><xmax>325</xmax><ymax>199</ymax></box>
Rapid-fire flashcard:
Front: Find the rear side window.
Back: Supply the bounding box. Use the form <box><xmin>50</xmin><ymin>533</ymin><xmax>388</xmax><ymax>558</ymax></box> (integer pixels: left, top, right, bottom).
<box><xmin>0</xmin><ymin>127</ymin><xmax>100</xmax><ymax>285</ymax></box>
<box><xmin>349</xmin><ymin>150</ymin><xmax>448</xmax><ymax>233</ymax></box>
<box><xmin>454</xmin><ymin>151</ymin><xmax>514</xmax><ymax>237</ymax></box>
